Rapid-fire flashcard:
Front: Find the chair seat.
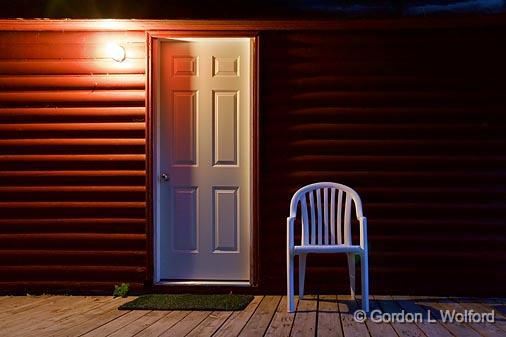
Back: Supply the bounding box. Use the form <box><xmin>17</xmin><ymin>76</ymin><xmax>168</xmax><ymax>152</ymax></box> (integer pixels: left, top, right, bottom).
<box><xmin>294</xmin><ymin>244</ymin><xmax>362</xmax><ymax>254</ymax></box>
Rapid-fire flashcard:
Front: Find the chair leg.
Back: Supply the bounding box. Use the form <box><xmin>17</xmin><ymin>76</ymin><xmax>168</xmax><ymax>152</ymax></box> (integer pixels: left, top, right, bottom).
<box><xmin>347</xmin><ymin>253</ymin><xmax>356</xmax><ymax>299</ymax></box>
<box><xmin>287</xmin><ymin>251</ymin><xmax>295</xmax><ymax>312</ymax></box>
<box><xmin>361</xmin><ymin>252</ymin><xmax>369</xmax><ymax>312</ymax></box>
<box><xmin>299</xmin><ymin>254</ymin><xmax>307</xmax><ymax>299</ymax></box>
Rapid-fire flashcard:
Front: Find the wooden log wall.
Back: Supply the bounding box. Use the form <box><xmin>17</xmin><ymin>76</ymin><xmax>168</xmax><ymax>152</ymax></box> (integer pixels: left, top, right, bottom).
<box><xmin>0</xmin><ymin>18</ymin><xmax>505</xmax><ymax>295</ymax></box>
<box><xmin>0</xmin><ymin>31</ymin><xmax>147</xmax><ymax>292</ymax></box>
<box><xmin>259</xmin><ymin>25</ymin><xmax>506</xmax><ymax>295</ymax></box>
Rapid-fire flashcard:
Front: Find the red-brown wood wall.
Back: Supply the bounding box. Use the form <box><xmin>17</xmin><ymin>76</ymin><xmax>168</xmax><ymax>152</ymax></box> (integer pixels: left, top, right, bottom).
<box><xmin>0</xmin><ymin>17</ymin><xmax>505</xmax><ymax>295</ymax></box>
<box><xmin>0</xmin><ymin>30</ymin><xmax>148</xmax><ymax>292</ymax></box>
<box><xmin>259</xmin><ymin>25</ymin><xmax>506</xmax><ymax>295</ymax></box>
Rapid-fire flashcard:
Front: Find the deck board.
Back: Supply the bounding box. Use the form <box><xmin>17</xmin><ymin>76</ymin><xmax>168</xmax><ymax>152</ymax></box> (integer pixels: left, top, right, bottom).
<box><xmin>159</xmin><ymin>310</ymin><xmax>212</xmax><ymax>337</ymax></box>
<box><xmin>186</xmin><ymin>311</ymin><xmax>233</xmax><ymax>337</ymax></box>
<box><xmin>135</xmin><ymin>311</ymin><xmax>191</xmax><ymax>337</ymax></box>
<box><xmin>374</xmin><ymin>295</ymin><xmax>427</xmax><ymax>337</ymax></box>
<box><xmin>417</xmin><ymin>297</ymin><xmax>483</xmax><ymax>337</ymax></box>
<box><xmin>0</xmin><ymin>295</ymin><xmax>70</xmax><ymax>323</ymax></box>
<box><xmin>337</xmin><ymin>294</ymin><xmax>371</xmax><ymax>337</ymax></box>
<box><xmin>81</xmin><ymin>309</ymin><xmax>151</xmax><ymax>337</ymax></box>
<box><xmin>238</xmin><ymin>296</ymin><xmax>280</xmax><ymax>337</ymax></box>
<box><xmin>0</xmin><ymin>295</ymin><xmax>53</xmax><ymax>315</ymax></box>
<box><xmin>291</xmin><ymin>295</ymin><xmax>317</xmax><ymax>337</ymax></box>
<box><xmin>317</xmin><ymin>295</ymin><xmax>343</xmax><ymax>337</ymax></box>
<box><xmin>25</xmin><ymin>297</ymin><xmax>112</xmax><ymax>336</ymax></box>
<box><xmin>363</xmin><ymin>297</ymin><xmax>397</xmax><ymax>337</ymax></box>
<box><xmin>0</xmin><ymin>296</ymin><xmax>89</xmax><ymax>334</ymax></box>
<box><xmin>213</xmin><ymin>295</ymin><xmax>263</xmax><ymax>337</ymax></box>
<box><xmin>463</xmin><ymin>298</ymin><xmax>506</xmax><ymax>333</ymax></box>
<box><xmin>393</xmin><ymin>295</ymin><xmax>453</xmax><ymax>337</ymax></box>
<box><xmin>486</xmin><ymin>298</ymin><xmax>506</xmax><ymax>316</ymax></box>
<box><xmin>38</xmin><ymin>298</ymin><xmax>117</xmax><ymax>336</ymax></box>
<box><xmin>108</xmin><ymin>310</ymin><xmax>168</xmax><ymax>337</ymax></box>
<box><xmin>449</xmin><ymin>298</ymin><xmax>505</xmax><ymax>337</ymax></box>
<box><xmin>264</xmin><ymin>296</ymin><xmax>297</xmax><ymax>337</ymax></box>
<box><xmin>0</xmin><ymin>295</ymin><xmax>504</xmax><ymax>337</ymax></box>
<box><xmin>51</xmin><ymin>297</ymin><xmax>132</xmax><ymax>337</ymax></box>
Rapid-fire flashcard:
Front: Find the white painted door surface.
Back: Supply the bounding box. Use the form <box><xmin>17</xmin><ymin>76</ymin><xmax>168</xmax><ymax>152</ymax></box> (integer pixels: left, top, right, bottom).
<box><xmin>157</xmin><ymin>38</ymin><xmax>251</xmax><ymax>281</ymax></box>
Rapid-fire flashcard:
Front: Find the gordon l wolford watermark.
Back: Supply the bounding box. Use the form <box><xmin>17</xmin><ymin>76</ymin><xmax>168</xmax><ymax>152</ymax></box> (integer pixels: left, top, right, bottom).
<box><xmin>353</xmin><ymin>309</ymin><xmax>495</xmax><ymax>324</ymax></box>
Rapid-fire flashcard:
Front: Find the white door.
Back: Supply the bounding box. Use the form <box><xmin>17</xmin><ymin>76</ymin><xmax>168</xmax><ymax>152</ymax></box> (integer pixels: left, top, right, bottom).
<box><xmin>155</xmin><ymin>38</ymin><xmax>251</xmax><ymax>281</ymax></box>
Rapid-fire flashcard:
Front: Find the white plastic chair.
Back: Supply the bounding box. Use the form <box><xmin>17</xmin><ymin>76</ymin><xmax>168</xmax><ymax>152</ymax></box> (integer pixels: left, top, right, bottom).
<box><xmin>287</xmin><ymin>182</ymin><xmax>369</xmax><ymax>312</ymax></box>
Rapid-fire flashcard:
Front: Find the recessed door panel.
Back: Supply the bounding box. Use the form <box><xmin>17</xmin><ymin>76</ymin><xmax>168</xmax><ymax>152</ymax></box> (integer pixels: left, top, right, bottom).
<box><xmin>172</xmin><ymin>187</ymin><xmax>198</xmax><ymax>252</ymax></box>
<box><xmin>213</xmin><ymin>91</ymin><xmax>238</xmax><ymax>166</ymax></box>
<box><xmin>213</xmin><ymin>56</ymin><xmax>239</xmax><ymax>77</ymax></box>
<box><xmin>173</xmin><ymin>56</ymin><xmax>198</xmax><ymax>76</ymax></box>
<box><xmin>213</xmin><ymin>187</ymin><xmax>239</xmax><ymax>253</ymax></box>
<box><xmin>172</xmin><ymin>91</ymin><xmax>197</xmax><ymax>166</ymax></box>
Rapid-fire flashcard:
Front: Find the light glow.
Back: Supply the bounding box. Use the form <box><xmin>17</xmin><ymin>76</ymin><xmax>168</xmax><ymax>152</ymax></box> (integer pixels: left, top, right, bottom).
<box><xmin>106</xmin><ymin>42</ymin><xmax>126</xmax><ymax>62</ymax></box>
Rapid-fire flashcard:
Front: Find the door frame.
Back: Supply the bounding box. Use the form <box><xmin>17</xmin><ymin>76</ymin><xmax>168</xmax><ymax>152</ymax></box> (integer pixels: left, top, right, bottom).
<box><xmin>146</xmin><ymin>31</ymin><xmax>259</xmax><ymax>288</ymax></box>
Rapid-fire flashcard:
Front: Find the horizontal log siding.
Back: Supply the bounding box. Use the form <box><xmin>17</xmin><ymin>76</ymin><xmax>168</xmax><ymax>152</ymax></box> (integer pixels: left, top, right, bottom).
<box><xmin>1</xmin><ymin>19</ymin><xmax>505</xmax><ymax>296</ymax></box>
<box><xmin>259</xmin><ymin>26</ymin><xmax>506</xmax><ymax>295</ymax></box>
<box><xmin>0</xmin><ymin>31</ymin><xmax>147</xmax><ymax>292</ymax></box>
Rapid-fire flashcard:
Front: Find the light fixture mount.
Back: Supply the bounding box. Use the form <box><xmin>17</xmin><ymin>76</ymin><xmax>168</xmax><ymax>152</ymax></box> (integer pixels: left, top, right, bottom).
<box><xmin>106</xmin><ymin>42</ymin><xmax>126</xmax><ymax>62</ymax></box>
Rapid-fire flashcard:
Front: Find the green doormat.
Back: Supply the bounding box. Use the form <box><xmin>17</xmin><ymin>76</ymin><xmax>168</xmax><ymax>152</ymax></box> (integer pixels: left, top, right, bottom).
<box><xmin>119</xmin><ymin>294</ymin><xmax>254</xmax><ymax>311</ymax></box>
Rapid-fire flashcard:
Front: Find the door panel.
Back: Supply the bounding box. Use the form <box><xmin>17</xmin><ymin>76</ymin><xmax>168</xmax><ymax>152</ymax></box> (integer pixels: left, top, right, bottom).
<box><xmin>173</xmin><ymin>91</ymin><xmax>197</xmax><ymax>165</ymax></box>
<box><xmin>213</xmin><ymin>187</ymin><xmax>239</xmax><ymax>252</ymax></box>
<box><xmin>172</xmin><ymin>187</ymin><xmax>198</xmax><ymax>253</ymax></box>
<box><xmin>157</xmin><ymin>38</ymin><xmax>251</xmax><ymax>281</ymax></box>
<box><xmin>213</xmin><ymin>90</ymin><xmax>238</xmax><ymax>165</ymax></box>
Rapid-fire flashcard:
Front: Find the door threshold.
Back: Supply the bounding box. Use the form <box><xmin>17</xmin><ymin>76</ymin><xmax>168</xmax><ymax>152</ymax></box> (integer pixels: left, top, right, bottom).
<box><xmin>156</xmin><ymin>280</ymin><xmax>251</xmax><ymax>287</ymax></box>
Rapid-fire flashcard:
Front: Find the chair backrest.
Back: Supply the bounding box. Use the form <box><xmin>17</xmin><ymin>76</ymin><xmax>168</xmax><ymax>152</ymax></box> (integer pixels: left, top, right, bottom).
<box><xmin>289</xmin><ymin>182</ymin><xmax>364</xmax><ymax>246</ymax></box>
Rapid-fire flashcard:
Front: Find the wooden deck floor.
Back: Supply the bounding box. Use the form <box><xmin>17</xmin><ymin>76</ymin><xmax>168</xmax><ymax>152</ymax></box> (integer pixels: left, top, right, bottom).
<box><xmin>0</xmin><ymin>295</ymin><xmax>504</xmax><ymax>337</ymax></box>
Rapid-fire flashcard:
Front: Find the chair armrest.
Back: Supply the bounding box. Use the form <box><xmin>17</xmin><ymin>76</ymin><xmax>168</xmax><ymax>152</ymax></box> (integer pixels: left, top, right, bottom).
<box><xmin>287</xmin><ymin>216</ymin><xmax>295</xmax><ymax>254</ymax></box>
<box><xmin>359</xmin><ymin>216</ymin><xmax>368</xmax><ymax>252</ymax></box>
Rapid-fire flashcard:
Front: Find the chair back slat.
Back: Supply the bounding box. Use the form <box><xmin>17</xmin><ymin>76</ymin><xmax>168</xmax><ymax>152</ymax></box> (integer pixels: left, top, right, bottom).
<box><xmin>330</xmin><ymin>188</ymin><xmax>336</xmax><ymax>244</ymax></box>
<box><xmin>316</xmin><ymin>189</ymin><xmax>323</xmax><ymax>245</ymax></box>
<box><xmin>323</xmin><ymin>188</ymin><xmax>329</xmax><ymax>245</ymax></box>
<box><xmin>337</xmin><ymin>190</ymin><xmax>343</xmax><ymax>244</ymax></box>
<box><xmin>309</xmin><ymin>191</ymin><xmax>316</xmax><ymax>245</ymax></box>
<box><xmin>290</xmin><ymin>182</ymin><xmax>364</xmax><ymax>247</ymax></box>
<box><xmin>343</xmin><ymin>194</ymin><xmax>352</xmax><ymax>245</ymax></box>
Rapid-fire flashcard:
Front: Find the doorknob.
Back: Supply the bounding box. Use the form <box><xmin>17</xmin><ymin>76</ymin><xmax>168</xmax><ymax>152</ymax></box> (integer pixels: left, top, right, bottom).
<box><xmin>160</xmin><ymin>173</ymin><xmax>170</xmax><ymax>182</ymax></box>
